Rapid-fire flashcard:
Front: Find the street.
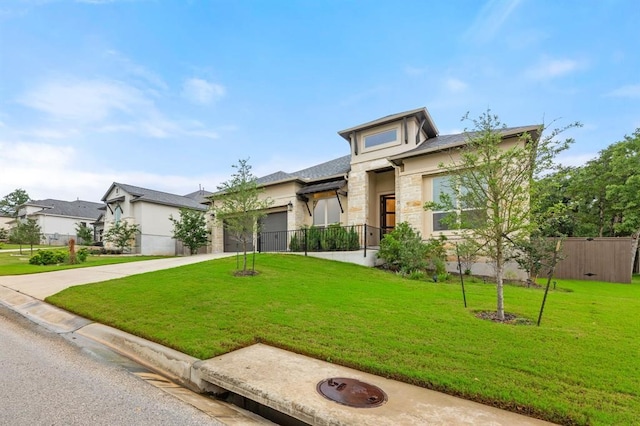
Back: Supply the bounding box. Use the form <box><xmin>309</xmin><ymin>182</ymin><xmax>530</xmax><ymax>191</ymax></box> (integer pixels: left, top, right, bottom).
<box><xmin>0</xmin><ymin>305</ymin><xmax>219</xmax><ymax>426</ymax></box>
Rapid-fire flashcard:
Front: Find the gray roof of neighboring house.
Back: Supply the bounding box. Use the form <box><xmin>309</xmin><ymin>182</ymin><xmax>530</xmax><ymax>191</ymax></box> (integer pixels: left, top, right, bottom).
<box><xmin>389</xmin><ymin>125</ymin><xmax>541</xmax><ymax>164</ymax></box>
<box><xmin>24</xmin><ymin>199</ymin><xmax>104</xmax><ymax>220</ymax></box>
<box><xmin>103</xmin><ymin>183</ymin><xmax>208</xmax><ymax>211</ymax></box>
<box><xmin>184</xmin><ymin>189</ymin><xmax>214</xmax><ymax>204</ymax></box>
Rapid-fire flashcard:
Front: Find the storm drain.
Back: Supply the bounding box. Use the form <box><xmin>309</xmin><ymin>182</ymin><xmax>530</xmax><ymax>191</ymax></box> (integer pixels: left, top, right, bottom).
<box><xmin>317</xmin><ymin>377</ymin><xmax>387</xmax><ymax>408</ymax></box>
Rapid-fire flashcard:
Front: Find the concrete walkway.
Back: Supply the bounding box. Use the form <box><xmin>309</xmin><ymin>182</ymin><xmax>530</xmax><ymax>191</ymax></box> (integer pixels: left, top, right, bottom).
<box><xmin>0</xmin><ymin>254</ymin><xmax>556</xmax><ymax>425</ymax></box>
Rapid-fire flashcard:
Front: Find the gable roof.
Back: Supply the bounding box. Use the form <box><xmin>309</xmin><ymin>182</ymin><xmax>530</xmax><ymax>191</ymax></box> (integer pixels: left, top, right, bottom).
<box><xmin>388</xmin><ymin>125</ymin><xmax>541</xmax><ymax>165</ymax></box>
<box><xmin>338</xmin><ymin>107</ymin><xmax>438</xmax><ymax>140</ymax></box>
<box><xmin>23</xmin><ymin>199</ymin><xmax>104</xmax><ymax>220</ymax></box>
<box><xmin>102</xmin><ymin>183</ymin><xmax>208</xmax><ymax>211</ymax></box>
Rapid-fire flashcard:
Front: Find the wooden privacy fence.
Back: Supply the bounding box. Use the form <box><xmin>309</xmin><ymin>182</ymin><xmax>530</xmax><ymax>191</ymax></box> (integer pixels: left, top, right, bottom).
<box><xmin>552</xmin><ymin>237</ymin><xmax>633</xmax><ymax>283</ymax></box>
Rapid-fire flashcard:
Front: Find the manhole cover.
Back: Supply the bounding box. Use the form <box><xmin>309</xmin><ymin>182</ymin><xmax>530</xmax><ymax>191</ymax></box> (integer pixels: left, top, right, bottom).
<box><xmin>317</xmin><ymin>377</ymin><xmax>387</xmax><ymax>408</ymax></box>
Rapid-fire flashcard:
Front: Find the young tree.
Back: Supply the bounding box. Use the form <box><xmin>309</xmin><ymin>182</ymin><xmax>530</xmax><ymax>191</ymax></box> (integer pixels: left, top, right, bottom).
<box><xmin>212</xmin><ymin>159</ymin><xmax>273</xmax><ymax>274</ymax></box>
<box><xmin>103</xmin><ymin>221</ymin><xmax>140</xmax><ymax>253</ymax></box>
<box><xmin>0</xmin><ymin>188</ymin><xmax>30</xmax><ymax>217</ymax></box>
<box><xmin>424</xmin><ymin>110</ymin><xmax>577</xmax><ymax>320</ymax></box>
<box><xmin>170</xmin><ymin>208</ymin><xmax>209</xmax><ymax>255</ymax></box>
<box><xmin>10</xmin><ymin>218</ymin><xmax>42</xmax><ymax>254</ymax></box>
<box><xmin>75</xmin><ymin>222</ymin><xmax>94</xmax><ymax>245</ymax></box>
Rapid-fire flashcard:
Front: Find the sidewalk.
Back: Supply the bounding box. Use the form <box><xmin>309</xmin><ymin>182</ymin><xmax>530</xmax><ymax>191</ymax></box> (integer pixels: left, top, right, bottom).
<box><xmin>0</xmin><ymin>254</ymin><xmax>556</xmax><ymax>425</ymax></box>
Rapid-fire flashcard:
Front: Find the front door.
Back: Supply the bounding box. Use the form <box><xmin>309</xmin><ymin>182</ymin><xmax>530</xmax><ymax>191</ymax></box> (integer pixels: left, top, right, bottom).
<box><xmin>380</xmin><ymin>194</ymin><xmax>396</xmax><ymax>235</ymax></box>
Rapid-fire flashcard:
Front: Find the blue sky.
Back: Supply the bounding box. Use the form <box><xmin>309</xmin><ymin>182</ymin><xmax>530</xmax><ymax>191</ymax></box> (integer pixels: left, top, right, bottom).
<box><xmin>1</xmin><ymin>0</ymin><xmax>638</xmax><ymax>202</ymax></box>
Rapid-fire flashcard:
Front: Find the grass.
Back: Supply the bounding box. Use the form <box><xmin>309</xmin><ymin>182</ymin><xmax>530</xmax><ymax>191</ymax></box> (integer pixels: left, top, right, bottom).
<box><xmin>46</xmin><ymin>254</ymin><xmax>639</xmax><ymax>425</ymax></box>
<box><xmin>0</xmin><ymin>251</ymin><xmax>167</xmax><ymax>275</ymax></box>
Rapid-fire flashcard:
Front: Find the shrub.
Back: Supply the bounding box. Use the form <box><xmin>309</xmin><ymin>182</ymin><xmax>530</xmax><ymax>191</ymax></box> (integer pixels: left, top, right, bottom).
<box><xmin>29</xmin><ymin>249</ymin><xmax>68</xmax><ymax>265</ymax></box>
<box><xmin>378</xmin><ymin>222</ymin><xmax>429</xmax><ymax>274</ymax></box>
<box><xmin>29</xmin><ymin>248</ymin><xmax>90</xmax><ymax>265</ymax></box>
<box><xmin>77</xmin><ymin>247</ymin><xmax>89</xmax><ymax>263</ymax></box>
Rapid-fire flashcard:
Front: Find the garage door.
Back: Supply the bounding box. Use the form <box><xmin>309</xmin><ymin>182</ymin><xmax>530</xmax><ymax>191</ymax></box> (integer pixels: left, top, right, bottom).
<box><xmin>259</xmin><ymin>212</ymin><xmax>288</xmax><ymax>252</ymax></box>
<box><xmin>223</xmin><ymin>221</ymin><xmax>255</xmax><ymax>253</ymax></box>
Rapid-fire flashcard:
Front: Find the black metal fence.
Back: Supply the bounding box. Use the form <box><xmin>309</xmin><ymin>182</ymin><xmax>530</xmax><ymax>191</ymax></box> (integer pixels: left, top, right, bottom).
<box><xmin>257</xmin><ymin>224</ymin><xmax>382</xmax><ymax>257</ymax></box>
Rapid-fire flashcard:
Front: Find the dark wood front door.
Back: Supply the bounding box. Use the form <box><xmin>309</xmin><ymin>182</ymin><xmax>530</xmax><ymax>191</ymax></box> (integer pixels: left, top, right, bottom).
<box><xmin>381</xmin><ymin>194</ymin><xmax>396</xmax><ymax>234</ymax></box>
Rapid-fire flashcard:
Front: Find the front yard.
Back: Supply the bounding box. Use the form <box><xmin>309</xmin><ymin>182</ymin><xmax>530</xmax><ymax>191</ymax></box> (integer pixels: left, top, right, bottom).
<box><xmin>0</xmin><ymin>251</ymin><xmax>166</xmax><ymax>275</ymax></box>
<box><xmin>46</xmin><ymin>254</ymin><xmax>639</xmax><ymax>425</ymax></box>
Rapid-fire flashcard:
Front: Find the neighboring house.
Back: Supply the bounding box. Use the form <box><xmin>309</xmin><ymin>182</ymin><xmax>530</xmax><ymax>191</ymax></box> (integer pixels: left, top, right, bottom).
<box><xmin>15</xmin><ymin>199</ymin><xmax>104</xmax><ymax>245</ymax></box>
<box><xmin>101</xmin><ymin>183</ymin><xmax>210</xmax><ymax>255</ymax></box>
<box><xmin>210</xmin><ymin>107</ymin><xmax>540</xmax><ymax>273</ymax></box>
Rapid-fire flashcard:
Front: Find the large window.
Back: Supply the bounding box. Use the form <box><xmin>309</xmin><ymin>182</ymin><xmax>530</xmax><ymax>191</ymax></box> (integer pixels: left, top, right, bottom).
<box><xmin>432</xmin><ymin>176</ymin><xmax>484</xmax><ymax>231</ymax></box>
<box><xmin>364</xmin><ymin>128</ymin><xmax>398</xmax><ymax>149</ymax></box>
<box><xmin>114</xmin><ymin>205</ymin><xmax>122</xmax><ymax>224</ymax></box>
<box><xmin>313</xmin><ymin>198</ymin><xmax>340</xmax><ymax>227</ymax></box>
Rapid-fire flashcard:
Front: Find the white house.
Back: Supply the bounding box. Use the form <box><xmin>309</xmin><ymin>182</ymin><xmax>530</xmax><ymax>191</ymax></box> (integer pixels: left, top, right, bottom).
<box><xmin>15</xmin><ymin>199</ymin><xmax>104</xmax><ymax>245</ymax></box>
<box><xmin>101</xmin><ymin>183</ymin><xmax>210</xmax><ymax>255</ymax></box>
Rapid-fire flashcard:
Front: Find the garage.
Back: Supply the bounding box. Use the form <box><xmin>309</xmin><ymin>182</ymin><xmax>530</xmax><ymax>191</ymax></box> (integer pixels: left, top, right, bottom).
<box><xmin>259</xmin><ymin>211</ymin><xmax>288</xmax><ymax>252</ymax></box>
<box><xmin>223</xmin><ymin>221</ymin><xmax>254</xmax><ymax>253</ymax></box>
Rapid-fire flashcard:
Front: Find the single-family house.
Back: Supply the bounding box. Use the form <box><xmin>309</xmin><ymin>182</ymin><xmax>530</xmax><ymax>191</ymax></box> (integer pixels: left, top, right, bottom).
<box><xmin>101</xmin><ymin>183</ymin><xmax>211</xmax><ymax>255</ymax></box>
<box><xmin>15</xmin><ymin>199</ymin><xmax>104</xmax><ymax>245</ymax></box>
<box><xmin>210</xmin><ymin>107</ymin><xmax>539</xmax><ymax>275</ymax></box>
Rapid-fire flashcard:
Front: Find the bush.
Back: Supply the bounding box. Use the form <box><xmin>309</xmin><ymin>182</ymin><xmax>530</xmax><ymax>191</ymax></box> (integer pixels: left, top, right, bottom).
<box><xmin>289</xmin><ymin>225</ymin><xmax>360</xmax><ymax>252</ymax></box>
<box><xmin>29</xmin><ymin>249</ymin><xmax>68</xmax><ymax>265</ymax></box>
<box><xmin>29</xmin><ymin>248</ymin><xmax>90</xmax><ymax>265</ymax></box>
<box><xmin>378</xmin><ymin>222</ymin><xmax>428</xmax><ymax>274</ymax></box>
<box><xmin>77</xmin><ymin>247</ymin><xmax>89</xmax><ymax>263</ymax></box>
<box><xmin>378</xmin><ymin>223</ymin><xmax>448</xmax><ymax>275</ymax></box>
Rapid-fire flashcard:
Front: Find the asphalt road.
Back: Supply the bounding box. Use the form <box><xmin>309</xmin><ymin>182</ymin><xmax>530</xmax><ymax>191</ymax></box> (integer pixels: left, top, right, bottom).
<box><xmin>0</xmin><ymin>305</ymin><xmax>219</xmax><ymax>426</ymax></box>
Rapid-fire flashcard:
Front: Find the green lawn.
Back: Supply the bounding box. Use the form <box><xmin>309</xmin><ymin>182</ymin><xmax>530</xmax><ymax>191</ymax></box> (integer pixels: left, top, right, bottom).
<box><xmin>0</xmin><ymin>251</ymin><xmax>167</xmax><ymax>275</ymax></box>
<box><xmin>46</xmin><ymin>254</ymin><xmax>639</xmax><ymax>425</ymax></box>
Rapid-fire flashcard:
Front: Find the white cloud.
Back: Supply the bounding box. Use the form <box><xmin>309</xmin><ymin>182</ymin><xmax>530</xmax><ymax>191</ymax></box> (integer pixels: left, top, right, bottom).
<box><xmin>605</xmin><ymin>84</ymin><xmax>640</xmax><ymax>99</ymax></box>
<box><xmin>104</xmin><ymin>50</ymin><xmax>168</xmax><ymax>91</ymax></box>
<box><xmin>19</xmin><ymin>78</ymin><xmax>150</xmax><ymax>123</ymax></box>
<box><xmin>17</xmin><ymin>76</ymin><xmax>221</xmax><ymax>140</ymax></box>
<box><xmin>0</xmin><ymin>140</ymin><xmax>226</xmax><ymax>202</ymax></box>
<box><xmin>182</xmin><ymin>78</ymin><xmax>225</xmax><ymax>105</ymax></box>
<box><xmin>525</xmin><ymin>57</ymin><xmax>583</xmax><ymax>80</ymax></box>
<box><xmin>464</xmin><ymin>0</ymin><xmax>522</xmax><ymax>43</ymax></box>
<box><xmin>444</xmin><ymin>77</ymin><xmax>468</xmax><ymax>93</ymax></box>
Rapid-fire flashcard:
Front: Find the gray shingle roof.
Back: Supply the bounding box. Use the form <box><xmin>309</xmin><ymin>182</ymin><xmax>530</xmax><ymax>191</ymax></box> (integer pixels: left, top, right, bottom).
<box><xmin>25</xmin><ymin>199</ymin><xmax>104</xmax><ymax>220</ymax></box>
<box><xmin>389</xmin><ymin>125</ymin><xmax>541</xmax><ymax>163</ymax></box>
<box><xmin>104</xmin><ymin>183</ymin><xmax>208</xmax><ymax>211</ymax></box>
<box><xmin>293</xmin><ymin>155</ymin><xmax>351</xmax><ymax>180</ymax></box>
<box><xmin>254</xmin><ymin>155</ymin><xmax>351</xmax><ymax>187</ymax></box>
<box><xmin>184</xmin><ymin>189</ymin><xmax>214</xmax><ymax>204</ymax></box>
<box><xmin>256</xmin><ymin>171</ymin><xmax>294</xmax><ymax>185</ymax></box>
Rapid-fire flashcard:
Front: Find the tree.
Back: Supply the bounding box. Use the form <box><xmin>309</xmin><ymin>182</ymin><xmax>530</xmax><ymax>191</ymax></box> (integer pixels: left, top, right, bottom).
<box><xmin>212</xmin><ymin>159</ymin><xmax>273</xmax><ymax>274</ymax></box>
<box><xmin>103</xmin><ymin>221</ymin><xmax>140</xmax><ymax>253</ymax></box>
<box><xmin>0</xmin><ymin>189</ymin><xmax>30</xmax><ymax>217</ymax></box>
<box><xmin>10</xmin><ymin>218</ymin><xmax>41</xmax><ymax>254</ymax></box>
<box><xmin>75</xmin><ymin>222</ymin><xmax>94</xmax><ymax>245</ymax></box>
<box><xmin>424</xmin><ymin>110</ymin><xmax>577</xmax><ymax>320</ymax></box>
<box><xmin>603</xmin><ymin>129</ymin><xmax>640</xmax><ymax>274</ymax></box>
<box><xmin>170</xmin><ymin>208</ymin><xmax>209</xmax><ymax>255</ymax></box>
<box><xmin>538</xmin><ymin>129</ymin><xmax>640</xmax><ymax>275</ymax></box>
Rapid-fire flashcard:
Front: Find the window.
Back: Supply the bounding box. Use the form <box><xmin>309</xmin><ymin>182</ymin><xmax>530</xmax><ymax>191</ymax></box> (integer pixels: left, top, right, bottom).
<box><xmin>313</xmin><ymin>198</ymin><xmax>340</xmax><ymax>227</ymax></box>
<box><xmin>432</xmin><ymin>176</ymin><xmax>484</xmax><ymax>231</ymax></box>
<box><xmin>364</xmin><ymin>129</ymin><xmax>397</xmax><ymax>149</ymax></box>
<box><xmin>114</xmin><ymin>205</ymin><xmax>122</xmax><ymax>224</ymax></box>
